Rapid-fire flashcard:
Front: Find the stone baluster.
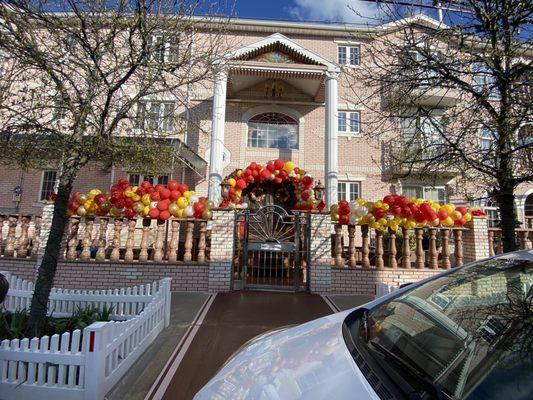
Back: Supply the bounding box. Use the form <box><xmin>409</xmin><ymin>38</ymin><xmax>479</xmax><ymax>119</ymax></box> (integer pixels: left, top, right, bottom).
<box><xmin>388</xmin><ymin>229</ymin><xmax>397</xmax><ymax>269</ymax></box>
<box><xmin>528</xmin><ymin>230</ymin><xmax>533</xmax><ymax>250</ymax></box>
<box><xmin>17</xmin><ymin>215</ymin><xmax>31</xmax><ymax>258</ymax></box>
<box><xmin>139</xmin><ymin>219</ymin><xmax>151</xmax><ymax>262</ymax></box>
<box><xmin>440</xmin><ymin>229</ymin><xmax>451</xmax><ymax>269</ymax></box>
<box><xmin>0</xmin><ymin>214</ymin><xmax>5</xmax><ymax>256</ymax></box>
<box><xmin>347</xmin><ymin>225</ymin><xmax>356</xmax><ymax>268</ymax></box>
<box><xmin>334</xmin><ymin>224</ymin><xmax>343</xmax><ymax>267</ymax></box>
<box><xmin>153</xmin><ymin>220</ymin><xmax>166</xmax><ymax>262</ymax></box>
<box><xmin>110</xmin><ymin>218</ymin><xmax>123</xmax><ymax>262</ymax></box>
<box><xmin>197</xmin><ymin>221</ymin><xmax>207</xmax><ymax>263</ymax></box>
<box><xmin>66</xmin><ymin>217</ymin><xmax>81</xmax><ymax>260</ymax></box>
<box><xmin>167</xmin><ymin>219</ymin><xmax>180</xmax><ymax>262</ymax></box>
<box><xmin>4</xmin><ymin>215</ymin><xmax>18</xmax><ymax>257</ymax></box>
<box><xmin>496</xmin><ymin>231</ymin><xmax>504</xmax><ymax>254</ymax></box>
<box><xmin>124</xmin><ymin>219</ymin><xmax>137</xmax><ymax>262</ymax></box>
<box><xmin>183</xmin><ymin>221</ymin><xmax>195</xmax><ymax>262</ymax></box>
<box><xmin>517</xmin><ymin>230</ymin><xmax>528</xmax><ymax>250</ymax></box>
<box><xmin>375</xmin><ymin>230</ymin><xmax>384</xmax><ymax>269</ymax></box>
<box><xmin>31</xmin><ymin>216</ymin><xmax>42</xmax><ymax>257</ymax></box>
<box><xmin>95</xmin><ymin>217</ymin><xmax>109</xmax><ymax>261</ymax></box>
<box><xmin>414</xmin><ymin>228</ymin><xmax>425</xmax><ymax>268</ymax></box>
<box><xmin>80</xmin><ymin>218</ymin><xmax>94</xmax><ymax>261</ymax></box>
<box><xmin>401</xmin><ymin>227</ymin><xmax>411</xmax><ymax>269</ymax></box>
<box><xmin>488</xmin><ymin>230</ymin><xmax>495</xmax><ymax>256</ymax></box>
<box><xmin>428</xmin><ymin>228</ymin><xmax>438</xmax><ymax>269</ymax></box>
<box><xmin>361</xmin><ymin>225</ymin><xmax>370</xmax><ymax>268</ymax></box>
<box><xmin>453</xmin><ymin>229</ymin><xmax>464</xmax><ymax>267</ymax></box>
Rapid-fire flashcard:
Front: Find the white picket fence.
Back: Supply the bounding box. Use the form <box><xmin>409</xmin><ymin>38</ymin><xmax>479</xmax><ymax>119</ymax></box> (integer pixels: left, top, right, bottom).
<box><xmin>0</xmin><ymin>273</ymin><xmax>172</xmax><ymax>400</ymax></box>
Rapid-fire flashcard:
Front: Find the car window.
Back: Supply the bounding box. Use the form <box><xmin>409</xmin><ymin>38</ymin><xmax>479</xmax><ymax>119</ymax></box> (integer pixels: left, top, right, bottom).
<box><xmin>360</xmin><ymin>259</ymin><xmax>532</xmax><ymax>399</ymax></box>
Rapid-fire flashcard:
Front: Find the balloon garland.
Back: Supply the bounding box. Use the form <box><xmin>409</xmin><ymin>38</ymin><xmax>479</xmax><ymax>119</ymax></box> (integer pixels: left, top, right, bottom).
<box><xmin>330</xmin><ymin>194</ymin><xmax>485</xmax><ymax>231</ymax></box>
<box><xmin>220</xmin><ymin>159</ymin><xmax>325</xmax><ymax>212</ymax></box>
<box><xmin>66</xmin><ymin>178</ymin><xmax>214</xmax><ymax>221</ymax></box>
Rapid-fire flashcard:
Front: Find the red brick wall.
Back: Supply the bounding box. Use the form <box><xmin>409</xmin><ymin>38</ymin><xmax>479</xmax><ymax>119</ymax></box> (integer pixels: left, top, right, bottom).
<box><xmin>0</xmin><ymin>258</ymin><xmax>208</xmax><ymax>292</ymax></box>
<box><xmin>331</xmin><ymin>267</ymin><xmax>443</xmax><ymax>295</ymax></box>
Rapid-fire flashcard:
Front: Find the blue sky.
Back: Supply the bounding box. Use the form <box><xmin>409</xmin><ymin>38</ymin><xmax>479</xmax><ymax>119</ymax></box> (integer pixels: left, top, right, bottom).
<box><xmin>231</xmin><ymin>0</ymin><xmax>441</xmax><ymax>24</ymax></box>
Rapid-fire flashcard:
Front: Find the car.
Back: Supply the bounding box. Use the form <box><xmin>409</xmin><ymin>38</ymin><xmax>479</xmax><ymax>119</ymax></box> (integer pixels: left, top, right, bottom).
<box><xmin>195</xmin><ymin>250</ymin><xmax>533</xmax><ymax>399</ymax></box>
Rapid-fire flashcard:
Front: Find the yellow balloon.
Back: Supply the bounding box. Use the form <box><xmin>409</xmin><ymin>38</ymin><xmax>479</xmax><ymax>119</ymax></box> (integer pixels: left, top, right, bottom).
<box><xmin>283</xmin><ymin>161</ymin><xmax>295</xmax><ymax>172</ymax></box>
<box><xmin>356</xmin><ymin>198</ymin><xmax>366</xmax><ymax>206</ymax></box>
<box><xmin>177</xmin><ymin>209</ymin><xmax>185</xmax><ymax>218</ymax></box>
<box><xmin>142</xmin><ymin>194</ymin><xmax>151</xmax><ymax>206</ymax></box>
<box><xmin>124</xmin><ymin>190</ymin><xmax>134</xmax><ymax>197</ymax></box>
<box><xmin>132</xmin><ymin>194</ymin><xmax>140</xmax><ymax>202</ymax></box>
<box><xmin>228</xmin><ymin>178</ymin><xmax>236</xmax><ymax>188</ymax></box>
<box><xmin>236</xmin><ymin>189</ymin><xmax>242</xmax><ymax>197</ymax></box>
<box><xmin>143</xmin><ymin>206</ymin><xmax>150</xmax><ymax>216</ymax></box>
<box><xmin>442</xmin><ymin>216</ymin><xmax>454</xmax><ymax>227</ymax></box>
<box><xmin>464</xmin><ymin>212</ymin><xmax>472</xmax><ymax>222</ymax></box>
<box><xmin>88</xmin><ymin>189</ymin><xmax>101</xmax><ymax>199</ymax></box>
<box><xmin>443</xmin><ymin>204</ymin><xmax>455</xmax><ymax>214</ymax></box>
<box><xmin>177</xmin><ymin>197</ymin><xmax>189</xmax><ymax>209</ymax></box>
<box><xmin>183</xmin><ymin>191</ymin><xmax>193</xmax><ymax>199</ymax></box>
<box><xmin>236</xmin><ymin>170</ymin><xmax>243</xmax><ymax>178</ymax></box>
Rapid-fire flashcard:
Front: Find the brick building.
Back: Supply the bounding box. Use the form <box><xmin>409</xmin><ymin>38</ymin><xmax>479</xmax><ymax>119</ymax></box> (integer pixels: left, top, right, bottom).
<box><xmin>1</xmin><ymin>15</ymin><xmax>531</xmax><ymax>226</ymax></box>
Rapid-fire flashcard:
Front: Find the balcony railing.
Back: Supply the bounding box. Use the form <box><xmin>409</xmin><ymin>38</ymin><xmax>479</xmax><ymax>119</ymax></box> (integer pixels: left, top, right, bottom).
<box><xmin>0</xmin><ymin>214</ymin><xmax>42</xmax><ymax>258</ymax></box>
<box><xmin>488</xmin><ymin>228</ymin><xmax>533</xmax><ymax>255</ymax></box>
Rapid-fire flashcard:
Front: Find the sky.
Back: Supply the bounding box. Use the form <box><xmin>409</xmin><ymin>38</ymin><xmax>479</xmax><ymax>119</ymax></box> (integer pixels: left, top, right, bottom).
<box><xmin>230</xmin><ymin>0</ymin><xmax>441</xmax><ymax>25</ymax></box>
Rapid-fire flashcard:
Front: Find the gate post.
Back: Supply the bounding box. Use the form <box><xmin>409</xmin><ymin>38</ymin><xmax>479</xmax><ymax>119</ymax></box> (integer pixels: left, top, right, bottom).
<box><xmin>208</xmin><ymin>208</ymin><xmax>236</xmax><ymax>292</ymax></box>
<box><xmin>308</xmin><ymin>213</ymin><xmax>333</xmax><ymax>293</ymax></box>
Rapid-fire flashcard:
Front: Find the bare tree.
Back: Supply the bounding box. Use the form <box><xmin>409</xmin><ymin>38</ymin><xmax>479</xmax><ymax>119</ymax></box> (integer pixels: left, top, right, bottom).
<box><xmin>346</xmin><ymin>1</ymin><xmax>532</xmax><ymax>252</ymax></box>
<box><xmin>0</xmin><ymin>0</ymin><xmax>231</xmax><ymax>335</ymax></box>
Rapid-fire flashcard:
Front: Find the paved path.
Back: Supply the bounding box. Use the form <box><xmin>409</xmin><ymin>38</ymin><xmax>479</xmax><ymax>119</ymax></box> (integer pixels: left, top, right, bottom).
<box><xmin>158</xmin><ymin>291</ymin><xmax>333</xmax><ymax>400</ymax></box>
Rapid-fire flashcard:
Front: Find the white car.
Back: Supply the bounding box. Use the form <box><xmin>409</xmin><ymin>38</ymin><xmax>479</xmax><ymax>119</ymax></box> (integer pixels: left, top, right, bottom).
<box><xmin>195</xmin><ymin>250</ymin><xmax>533</xmax><ymax>400</ymax></box>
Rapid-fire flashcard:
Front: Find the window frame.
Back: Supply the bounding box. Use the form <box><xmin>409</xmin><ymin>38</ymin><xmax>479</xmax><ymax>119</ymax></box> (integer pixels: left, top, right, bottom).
<box><xmin>402</xmin><ymin>184</ymin><xmax>447</xmax><ymax>203</ymax></box>
<box><xmin>128</xmin><ymin>173</ymin><xmax>170</xmax><ymax>186</ymax></box>
<box><xmin>134</xmin><ymin>100</ymin><xmax>176</xmax><ymax>132</ymax></box>
<box><xmin>338</xmin><ymin>110</ymin><xmax>361</xmax><ymax>135</ymax></box>
<box><xmin>247</xmin><ymin>112</ymin><xmax>299</xmax><ymax>150</ymax></box>
<box><xmin>39</xmin><ymin>170</ymin><xmax>58</xmax><ymax>201</ymax></box>
<box><xmin>337</xmin><ymin>181</ymin><xmax>361</xmax><ymax>202</ymax></box>
<box><xmin>337</xmin><ymin>45</ymin><xmax>361</xmax><ymax>66</ymax></box>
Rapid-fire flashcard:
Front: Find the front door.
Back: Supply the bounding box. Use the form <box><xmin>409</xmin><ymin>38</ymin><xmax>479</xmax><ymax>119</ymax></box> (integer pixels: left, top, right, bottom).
<box><xmin>235</xmin><ymin>205</ymin><xmax>309</xmax><ymax>291</ymax></box>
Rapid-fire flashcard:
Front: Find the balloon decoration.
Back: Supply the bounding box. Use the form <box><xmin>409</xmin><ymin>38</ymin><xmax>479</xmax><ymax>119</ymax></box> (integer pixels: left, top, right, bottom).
<box><xmin>330</xmin><ymin>194</ymin><xmax>484</xmax><ymax>231</ymax></box>
<box><xmin>66</xmin><ymin>179</ymin><xmax>214</xmax><ymax>221</ymax></box>
<box><xmin>220</xmin><ymin>159</ymin><xmax>325</xmax><ymax>212</ymax></box>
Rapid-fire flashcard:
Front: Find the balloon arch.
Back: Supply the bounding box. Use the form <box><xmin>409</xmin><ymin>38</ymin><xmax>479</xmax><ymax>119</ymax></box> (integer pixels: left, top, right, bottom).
<box><xmin>219</xmin><ymin>159</ymin><xmax>325</xmax><ymax>212</ymax></box>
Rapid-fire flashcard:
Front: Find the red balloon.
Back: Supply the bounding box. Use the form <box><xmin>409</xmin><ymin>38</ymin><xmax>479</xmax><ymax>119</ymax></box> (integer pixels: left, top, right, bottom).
<box><xmin>274</xmin><ymin>159</ymin><xmax>285</xmax><ymax>170</ymax></box>
<box><xmin>437</xmin><ymin>209</ymin><xmax>448</xmax><ymax>221</ymax></box>
<box><xmin>456</xmin><ymin>206</ymin><xmax>468</xmax><ymax>216</ymax></box>
<box><xmin>266</xmin><ymin>163</ymin><xmax>275</xmax><ymax>172</ymax></box>
<box><xmin>141</xmin><ymin>181</ymin><xmax>152</xmax><ymax>189</ymax></box>
<box><xmin>391</xmin><ymin>205</ymin><xmax>402</xmax><ymax>216</ymax></box>
<box><xmin>246</xmin><ymin>175</ymin><xmax>254</xmax><ymax>183</ymax></box>
<box><xmin>414</xmin><ymin>211</ymin><xmax>426</xmax><ymax>223</ymax></box>
<box><xmin>148</xmin><ymin>208</ymin><xmax>160</xmax><ymax>219</ymax></box>
<box><xmin>159</xmin><ymin>188</ymin><xmax>171</xmax><ymax>200</ymax></box>
<box><xmin>177</xmin><ymin>184</ymin><xmax>188</xmax><ymax>193</ymax></box>
<box><xmin>94</xmin><ymin>194</ymin><xmax>106</xmax><ymax>205</ymax></box>
<box><xmin>261</xmin><ymin>169</ymin><xmax>271</xmax><ymax>180</ymax></box>
<box><xmin>252</xmin><ymin>169</ymin><xmax>258</xmax><ymax>177</ymax></box>
<box><xmin>274</xmin><ymin>177</ymin><xmax>283</xmax><ymax>184</ymax></box>
<box><xmin>157</xmin><ymin>199</ymin><xmax>170</xmax><ymax>211</ymax></box>
<box><xmin>455</xmin><ymin>217</ymin><xmax>466</xmax><ymax>226</ymax></box>
<box><xmin>168</xmin><ymin>180</ymin><xmax>179</xmax><ymax>191</ymax></box>
<box><xmin>159</xmin><ymin>210</ymin><xmax>171</xmax><ymax>220</ymax></box>
<box><xmin>383</xmin><ymin>195</ymin><xmax>396</xmax><ymax>206</ymax></box>
<box><xmin>193</xmin><ymin>202</ymin><xmax>205</xmax><ymax>213</ymax></box>
<box><xmin>339</xmin><ymin>214</ymin><xmax>350</xmax><ymax>225</ymax></box>
<box><xmin>236</xmin><ymin>179</ymin><xmax>247</xmax><ymax>190</ymax></box>
<box><xmin>249</xmin><ymin>162</ymin><xmax>257</xmax><ymax>170</ymax></box>
<box><xmin>302</xmin><ymin>176</ymin><xmax>313</xmax><ymax>186</ymax></box>
<box><xmin>150</xmin><ymin>191</ymin><xmax>161</xmax><ymax>201</ymax></box>
<box><xmin>301</xmin><ymin>192</ymin><xmax>310</xmax><ymax>201</ymax></box>
<box><xmin>373</xmin><ymin>208</ymin><xmax>386</xmax><ymax>219</ymax></box>
<box><xmin>124</xmin><ymin>208</ymin><xmax>135</xmax><ymax>219</ymax></box>
<box><xmin>155</xmin><ymin>184</ymin><xmax>165</xmax><ymax>192</ymax></box>
<box><xmin>125</xmin><ymin>197</ymin><xmax>134</xmax><ymax>207</ymax></box>
<box><xmin>170</xmin><ymin>190</ymin><xmax>182</xmax><ymax>201</ymax></box>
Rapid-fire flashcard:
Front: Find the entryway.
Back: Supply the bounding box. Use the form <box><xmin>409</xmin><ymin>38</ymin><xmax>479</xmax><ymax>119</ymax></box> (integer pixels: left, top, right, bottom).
<box><xmin>233</xmin><ymin>205</ymin><xmax>311</xmax><ymax>291</ymax></box>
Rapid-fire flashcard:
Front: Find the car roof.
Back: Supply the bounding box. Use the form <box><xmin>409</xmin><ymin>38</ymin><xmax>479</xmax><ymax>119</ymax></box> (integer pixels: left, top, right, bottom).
<box><xmin>493</xmin><ymin>249</ymin><xmax>533</xmax><ymax>261</ymax></box>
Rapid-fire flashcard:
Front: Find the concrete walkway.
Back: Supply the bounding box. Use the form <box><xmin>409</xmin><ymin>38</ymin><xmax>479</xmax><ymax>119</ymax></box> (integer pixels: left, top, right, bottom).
<box><xmin>106</xmin><ymin>292</ymin><xmax>209</xmax><ymax>400</ymax></box>
<box><xmin>157</xmin><ymin>291</ymin><xmax>332</xmax><ymax>400</ymax></box>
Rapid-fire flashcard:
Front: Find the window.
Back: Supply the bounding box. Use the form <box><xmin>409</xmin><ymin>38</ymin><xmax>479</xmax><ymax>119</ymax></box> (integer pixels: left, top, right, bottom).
<box><xmin>400</xmin><ymin>113</ymin><xmax>443</xmax><ymax>152</ymax></box>
<box><xmin>135</xmin><ymin>101</ymin><xmax>175</xmax><ymax>131</ymax></box>
<box><xmin>128</xmin><ymin>173</ymin><xmax>169</xmax><ymax>186</ymax></box>
<box><xmin>403</xmin><ymin>49</ymin><xmax>438</xmax><ymax>86</ymax></box>
<box><xmin>247</xmin><ymin>112</ymin><xmax>298</xmax><ymax>149</ymax></box>
<box><xmin>338</xmin><ymin>45</ymin><xmax>360</xmax><ymax>66</ymax></box>
<box><xmin>148</xmin><ymin>34</ymin><xmax>179</xmax><ymax>63</ymax></box>
<box><xmin>54</xmin><ymin>98</ymin><xmax>67</xmax><ymax>121</ymax></box>
<box><xmin>403</xmin><ymin>185</ymin><xmax>446</xmax><ymax>203</ymax></box>
<box><xmin>472</xmin><ymin>62</ymin><xmax>499</xmax><ymax>99</ymax></box>
<box><xmin>338</xmin><ymin>111</ymin><xmax>360</xmax><ymax>134</ymax></box>
<box><xmin>481</xmin><ymin>198</ymin><xmax>500</xmax><ymax>228</ymax></box>
<box><xmin>40</xmin><ymin>170</ymin><xmax>57</xmax><ymax>201</ymax></box>
<box><xmin>338</xmin><ymin>181</ymin><xmax>361</xmax><ymax>202</ymax></box>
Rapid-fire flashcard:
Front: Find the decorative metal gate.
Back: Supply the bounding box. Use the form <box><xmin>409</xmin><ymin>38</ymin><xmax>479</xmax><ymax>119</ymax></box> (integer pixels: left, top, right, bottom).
<box><xmin>233</xmin><ymin>205</ymin><xmax>310</xmax><ymax>291</ymax></box>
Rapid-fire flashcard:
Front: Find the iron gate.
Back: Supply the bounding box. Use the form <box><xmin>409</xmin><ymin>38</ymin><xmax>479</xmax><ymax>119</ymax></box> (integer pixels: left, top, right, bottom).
<box><xmin>233</xmin><ymin>205</ymin><xmax>310</xmax><ymax>291</ymax></box>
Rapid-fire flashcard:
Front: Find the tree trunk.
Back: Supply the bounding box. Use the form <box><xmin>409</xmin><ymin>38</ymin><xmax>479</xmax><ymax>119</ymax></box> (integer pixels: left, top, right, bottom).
<box><xmin>25</xmin><ymin>175</ymin><xmax>74</xmax><ymax>337</ymax></box>
<box><xmin>496</xmin><ymin>188</ymin><xmax>517</xmax><ymax>253</ymax></box>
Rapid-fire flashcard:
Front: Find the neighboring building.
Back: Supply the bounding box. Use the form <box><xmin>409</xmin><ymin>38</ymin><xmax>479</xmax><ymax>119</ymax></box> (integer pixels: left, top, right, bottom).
<box><xmin>0</xmin><ymin>15</ymin><xmax>531</xmax><ymax>225</ymax></box>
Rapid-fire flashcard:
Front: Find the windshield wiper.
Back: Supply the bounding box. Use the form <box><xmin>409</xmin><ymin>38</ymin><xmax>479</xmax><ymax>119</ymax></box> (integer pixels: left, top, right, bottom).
<box><xmin>368</xmin><ymin>341</ymin><xmax>450</xmax><ymax>400</ymax></box>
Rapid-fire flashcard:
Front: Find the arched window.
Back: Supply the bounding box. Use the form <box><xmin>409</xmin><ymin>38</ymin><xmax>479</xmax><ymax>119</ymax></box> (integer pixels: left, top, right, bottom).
<box><xmin>247</xmin><ymin>113</ymin><xmax>298</xmax><ymax>149</ymax></box>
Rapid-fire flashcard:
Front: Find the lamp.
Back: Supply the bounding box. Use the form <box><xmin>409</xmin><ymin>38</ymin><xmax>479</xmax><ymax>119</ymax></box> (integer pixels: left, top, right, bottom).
<box><xmin>314</xmin><ymin>180</ymin><xmax>325</xmax><ymax>201</ymax></box>
<box><xmin>220</xmin><ymin>179</ymin><xmax>231</xmax><ymax>198</ymax></box>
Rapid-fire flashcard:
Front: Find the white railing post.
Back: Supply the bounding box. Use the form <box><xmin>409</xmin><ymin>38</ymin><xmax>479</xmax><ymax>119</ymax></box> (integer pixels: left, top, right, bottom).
<box><xmin>162</xmin><ymin>278</ymin><xmax>172</xmax><ymax>328</ymax></box>
<box><xmin>84</xmin><ymin>321</ymin><xmax>109</xmax><ymax>400</ymax></box>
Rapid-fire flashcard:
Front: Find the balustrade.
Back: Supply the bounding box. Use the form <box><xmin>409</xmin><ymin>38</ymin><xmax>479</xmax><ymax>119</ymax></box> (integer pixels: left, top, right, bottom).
<box><xmin>331</xmin><ymin>223</ymin><xmax>467</xmax><ymax>270</ymax></box>
<box><xmin>0</xmin><ymin>214</ymin><xmax>42</xmax><ymax>259</ymax></box>
<box><xmin>489</xmin><ymin>227</ymin><xmax>533</xmax><ymax>254</ymax></box>
<box><xmin>61</xmin><ymin>216</ymin><xmax>210</xmax><ymax>263</ymax></box>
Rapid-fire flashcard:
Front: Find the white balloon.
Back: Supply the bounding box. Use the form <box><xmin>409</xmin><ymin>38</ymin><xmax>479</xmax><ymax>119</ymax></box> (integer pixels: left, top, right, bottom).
<box><xmin>184</xmin><ymin>206</ymin><xmax>194</xmax><ymax>217</ymax></box>
<box><xmin>241</xmin><ymin>202</ymin><xmax>249</xmax><ymax>209</ymax></box>
<box><xmin>357</xmin><ymin>206</ymin><xmax>368</xmax><ymax>216</ymax></box>
<box><xmin>349</xmin><ymin>215</ymin><xmax>359</xmax><ymax>225</ymax></box>
<box><xmin>349</xmin><ymin>201</ymin><xmax>358</xmax><ymax>211</ymax></box>
<box><xmin>189</xmin><ymin>195</ymin><xmax>199</xmax><ymax>204</ymax></box>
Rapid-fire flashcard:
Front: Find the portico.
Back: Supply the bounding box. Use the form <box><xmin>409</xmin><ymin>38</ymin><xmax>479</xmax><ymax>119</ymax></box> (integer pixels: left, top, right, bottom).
<box><xmin>207</xmin><ymin>33</ymin><xmax>340</xmax><ymax>208</ymax></box>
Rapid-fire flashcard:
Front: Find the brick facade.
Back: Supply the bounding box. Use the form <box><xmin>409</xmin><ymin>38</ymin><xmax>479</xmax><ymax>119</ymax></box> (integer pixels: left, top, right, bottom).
<box><xmin>463</xmin><ymin>216</ymin><xmax>490</xmax><ymax>263</ymax></box>
<box><xmin>308</xmin><ymin>213</ymin><xmax>333</xmax><ymax>293</ymax></box>
<box><xmin>207</xmin><ymin>209</ymin><xmax>236</xmax><ymax>292</ymax></box>
<box><xmin>0</xmin><ymin>258</ymin><xmax>208</xmax><ymax>292</ymax></box>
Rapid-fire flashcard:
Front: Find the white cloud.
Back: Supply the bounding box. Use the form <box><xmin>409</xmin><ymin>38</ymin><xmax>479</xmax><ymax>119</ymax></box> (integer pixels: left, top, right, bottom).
<box><xmin>288</xmin><ymin>0</ymin><xmax>383</xmax><ymax>24</ymax></box>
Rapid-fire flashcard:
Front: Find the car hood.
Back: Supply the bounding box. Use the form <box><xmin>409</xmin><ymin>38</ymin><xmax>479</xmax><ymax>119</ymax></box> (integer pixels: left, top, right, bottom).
<box><xmin>194</xmin><ymin>310</ymin><xmax>380</xmax><ymax>400</ymax></box>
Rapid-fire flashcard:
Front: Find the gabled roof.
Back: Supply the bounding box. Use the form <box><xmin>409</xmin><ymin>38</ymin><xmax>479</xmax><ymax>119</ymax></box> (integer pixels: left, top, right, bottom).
<box><xmin>379</xmin><ymin>14</ymin><xmax>448</xmax><ymax>31</ymax></box>
<box><xmin>229</xmin><ymin>33</ymin><xmax>338</xmax><ymax>70</ymax></box>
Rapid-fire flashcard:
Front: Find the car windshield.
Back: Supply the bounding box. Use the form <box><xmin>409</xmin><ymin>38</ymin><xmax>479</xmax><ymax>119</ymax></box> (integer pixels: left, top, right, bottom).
<box><xmin>358</xmin><ymin>257</ymin><xmax>532</xmax><ymax>400</ymax></box>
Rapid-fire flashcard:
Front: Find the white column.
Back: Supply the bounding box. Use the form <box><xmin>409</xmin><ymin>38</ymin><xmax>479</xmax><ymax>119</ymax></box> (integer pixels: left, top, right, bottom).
<box><xmin>325</xmin><ymin>70</ymin><xmax>339</xmax><ymax>209</ymax></box>
<box><xmin>208</xmin><ymin>69</ymin><xmax>228</xmax><ymax>202</ymax></box>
